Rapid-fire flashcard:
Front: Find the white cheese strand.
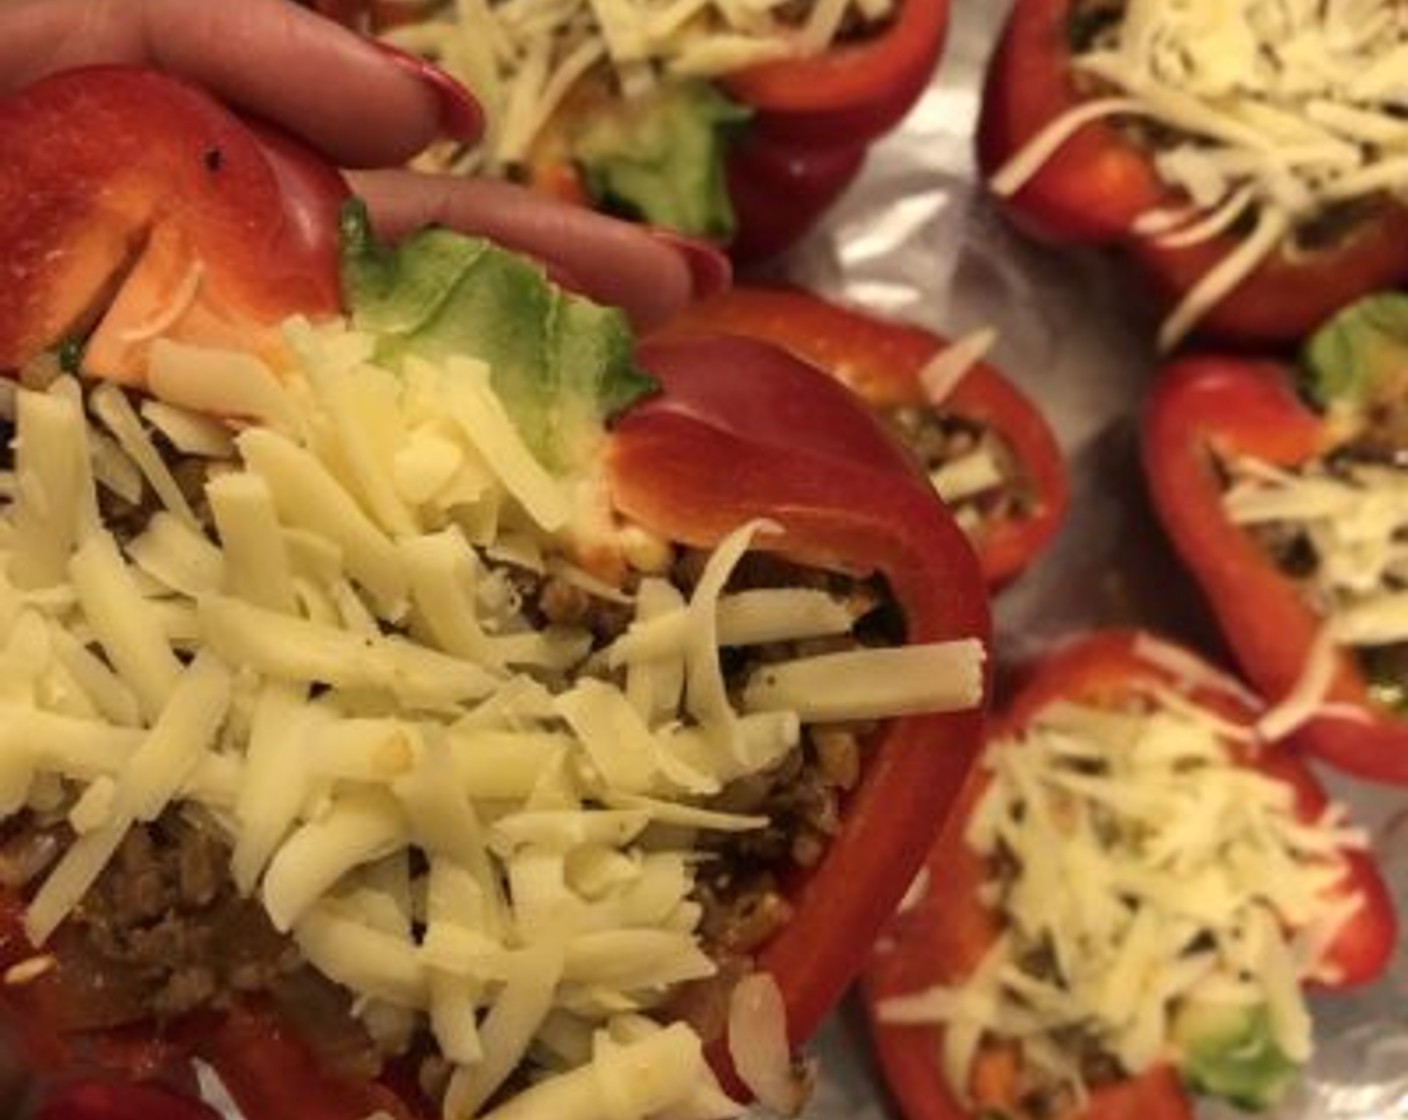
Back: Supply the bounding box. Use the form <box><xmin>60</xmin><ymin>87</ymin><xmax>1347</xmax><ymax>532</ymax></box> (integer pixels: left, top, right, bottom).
<box><xmin>743</xmin><ymin>639</ymin><xmax>987</xmax><ymax>721</ymax></box>
<box><xmin>1157</xmin><ymin>204</ymin><xmax>1290</xmax><ymax>350</ymax></box>
<box><xmin>728</xmin><ymin>972</ymin><xmax>810</xmax><ymax>1116</ymax></box>
<box><xmin>445</xmin><ymin>944</ymin><xmax>566</xmax><ymax>1117</ymax></box>
<box><xmin>69</xmin><ymin>532</ymin><xmax>183</xmax><ymax>721</ymax></box>
<box><xmin>9</xmin><ymin>383</ymin><xmax>99</xmax><ymax>589</ymax></box>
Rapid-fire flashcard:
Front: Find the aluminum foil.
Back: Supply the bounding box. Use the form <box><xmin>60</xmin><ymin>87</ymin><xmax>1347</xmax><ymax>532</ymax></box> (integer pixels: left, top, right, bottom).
<box><xmin>764</xmin><ymin>0</ymin><xmax>1408</xmax><ymax>1115</ymax></box>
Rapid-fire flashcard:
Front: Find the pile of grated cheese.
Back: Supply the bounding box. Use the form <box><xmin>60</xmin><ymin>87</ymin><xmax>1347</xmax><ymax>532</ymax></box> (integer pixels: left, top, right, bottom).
<box><xmin>877</xmin><ymin>666</ymin><xmax>1367</xmax><ymax>1109</ymax></box>
<box><xmin>0</xmin><ymin>317</ymin><xmax>983</xmax><ymax>1120</ymax></box>
<box><xmin>1221</xmin><ymin>452</ymin><xmax>1408</xmax><ymax>732</ymax></box>
<box><xmin>907</xmin><ymin>327</ymin><xmax>1020</xmax><ymax>532</ymax></box>
<box><xmin>381</xmin><ymin>0</ymin><xmax>894</xmax><ymax>173</ymax></box>
<box><xmin>991</xmin><ymin>0</ymin><xmax>1408</xmax><ymax>349</ymax></box>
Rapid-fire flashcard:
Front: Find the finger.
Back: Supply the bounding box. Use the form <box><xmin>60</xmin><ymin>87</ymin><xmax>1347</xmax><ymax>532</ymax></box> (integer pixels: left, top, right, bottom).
<box><xmin>347</xmin><ymin>169</ymin><xmax>731</xmax><ymax>331</ymax></box>
<box><xmin>0</xmin><ymin>0</ymin><xmax>478</xmax><ymax>167</ymax></box>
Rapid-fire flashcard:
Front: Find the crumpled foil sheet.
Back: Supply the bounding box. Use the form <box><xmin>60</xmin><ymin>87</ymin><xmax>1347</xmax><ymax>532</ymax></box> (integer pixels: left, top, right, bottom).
<box><xmin>768</xmin><ymin>0</ymin><xmax>1408</xmax><ymax>1117</ymax></box>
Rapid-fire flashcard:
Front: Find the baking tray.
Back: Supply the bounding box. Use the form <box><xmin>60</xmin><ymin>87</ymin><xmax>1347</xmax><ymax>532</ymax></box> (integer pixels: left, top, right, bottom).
<box><xmin>768</xmin><ymin>0</ymin><xmax>1408</xmax><ymax>1116</ymax></box>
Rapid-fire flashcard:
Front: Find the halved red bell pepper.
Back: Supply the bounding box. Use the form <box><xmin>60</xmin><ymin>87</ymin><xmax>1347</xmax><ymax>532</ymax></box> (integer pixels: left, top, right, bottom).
<box><xmin>0</xmin><ymin>65</ymin><xmax>346</xmax><ymax>384</ymax></box>
<box><xmin>976</xmin><ymin>0</ymin><xmax>1408</xmax><ymax>346</ymax></box>
<box><xmin>651</xmin><ymin>286</ymin><xmax>1069</xmax><ymax>588</ymax></box>
<box><xmin>1143</xmin><ymin>352</ymin><xmax>1408</xmax><ymax>784</ymax></box>
<box><xmin>0</xmin><ymin>63</ymin><xmax>991</xmax><ymax>1118</ymax></box>
<box><xmin>861</xmin><ymin>629</ymin><xmax>1397</xmax><ymax>1120</ymax></box>
<box><xmin>310</xmin><ymin>0</ymin><xmax>947</xmax><ymax>262</ymax></box>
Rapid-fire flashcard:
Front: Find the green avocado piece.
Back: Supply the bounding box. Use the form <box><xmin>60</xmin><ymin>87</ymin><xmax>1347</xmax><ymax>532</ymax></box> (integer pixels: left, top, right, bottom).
<box><xmin>1300</xmin><ymin>292</ymin><xmax>1408</xmax><ymax>414</ymax></box>
<box><xmin>1173</xmin><ymin>1001</ymin><xmax>1299</xmax><ymax>1111</ymax></box>
<box><xmin>338</xmin><ymin>199</ymin><xmax>655</xmax><ymax>474</ymax></box>
<box><xmin>571</xmin><ymin>80</ymin><xmax>752</xmax><ymax>242</ymax></box>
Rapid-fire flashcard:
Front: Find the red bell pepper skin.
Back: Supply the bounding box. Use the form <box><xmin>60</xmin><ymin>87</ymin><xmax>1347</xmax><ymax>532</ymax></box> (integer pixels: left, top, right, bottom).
<box><xmin>1143</xmin><ymin>355</ymin><xmax>1408</xmax><ymax>785</ymax></box>
<box><xmin>33</xmin><ymin>1080</ymin><xmax>223</xmax><ymax>1120</ymax></box>
<box><xmin>185</xmin><ymin>1002</ymin><xmax>428</xmax><ymax>1120</ymax></box>
<box><xmin>722</xmin><ymin>0</ymin><xmax>950</xmax><ymax>148</ymax></box>
<box><xmin>723</xmin><ymin>134</ymin><xmax>870</xmax><ymax>264</ymax></box>
<box><xmin>0</xmin><ymin>63</ymin><xmax>992</xmax><ymax>1119</ymax></box>
<box><xmin>861</xmin><ymin>629</ymin><xmax>1396</xmax><ymax>1120</ymax></box>
<box><xmin>0</xmin><ymin>66</ymin><xmax>346</xmax><ymax>383</ymax></box>
<box><xmin>651</xmin><ymin>287</ymin><xmax>1069</xmax><ymax>588</ymax></box>
<box><xmin>616</xmin><ymin>334</ymin><xmax>991</xmax><ymax>1056</ymax></box>
<box><xmin>976</xmin><ymin>0</ymin><xmax>1408</xmax><ymax>346</ymax></box>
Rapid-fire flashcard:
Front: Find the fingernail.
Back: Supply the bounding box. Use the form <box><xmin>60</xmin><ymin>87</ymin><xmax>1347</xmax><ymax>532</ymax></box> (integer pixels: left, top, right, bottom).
<box><xmin>645</xmin><ymin>227</ymin><xmax>733</xmax><ymax>301</ymax></box>
<box><xmin>373</xmin><ymin>41</ymin><xmax>484</xmax><ymax>144</ymax></box>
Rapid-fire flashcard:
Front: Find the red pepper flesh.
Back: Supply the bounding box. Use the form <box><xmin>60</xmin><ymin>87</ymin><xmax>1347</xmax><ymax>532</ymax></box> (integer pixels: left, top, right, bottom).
<box><xmin>0</xmin><ymin>66</ymin><xmax>346</xmax><ymax>383</ymax></box>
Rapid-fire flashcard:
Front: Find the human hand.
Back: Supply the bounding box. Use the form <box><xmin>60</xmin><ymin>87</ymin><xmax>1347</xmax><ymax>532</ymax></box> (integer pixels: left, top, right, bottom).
<box><xmin>0</xmin><ymin>0</ymin><xmax>727</xmax><ymax>326</ymax></box>
<box><xmin>0</xmin><ymin>0</ymin><xmax>479</xmax><ymax>167</ymax></box>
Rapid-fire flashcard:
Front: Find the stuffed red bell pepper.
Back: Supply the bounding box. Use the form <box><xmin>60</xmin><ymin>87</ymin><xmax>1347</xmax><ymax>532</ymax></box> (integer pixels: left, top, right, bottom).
<box><xmin>651</xmin><ymin>286</ymin><xmax>1069</xmax><ymax>588</ymax></box>
<box><xmin>310</xmin><ymin>0</ymin><xmax>948</xmax><ymax>262</ymax></box>
<box><xmin>977</xmin><ymin>0</ymin><xmax>1408</xmax><ymax>351</ymax></box>
<box><xmin>0</xmin><ymin>64</ymin><xmax>990</xmax><ymax>1119</ymax></box>
<box><xmin>863</xmin><ymin>629</ymin><xmax>1396</xmax><ymax>1120</ymax></box>
<box><xmin>1144</xmin><ymin>293</ymin><xmax>1408</xmax><ymax>785</ymax></box>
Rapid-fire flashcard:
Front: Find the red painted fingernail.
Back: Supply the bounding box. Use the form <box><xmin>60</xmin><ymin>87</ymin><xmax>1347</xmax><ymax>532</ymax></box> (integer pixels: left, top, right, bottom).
<box><xmin>373</xmin><ymin>41</ymin><xmax>484</xmax><ymax>144</ymax></box>
<box><xmin>644</xmin><ymin>227</ymin><xmax>733</xmax><ymax>301</ymax></box>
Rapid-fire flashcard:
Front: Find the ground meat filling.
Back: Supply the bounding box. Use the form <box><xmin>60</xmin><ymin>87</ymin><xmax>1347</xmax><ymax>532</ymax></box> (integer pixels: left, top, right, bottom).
<box><xmin>886</xmin><ymin>406</ymin><xmax>1033</xmax><ymax>533</ymax></box>
<box><xmin>68</xmin><ymin>816</ymin><xmax>300</xmax><ymax>1023</ymax></box>
<box><xmin>0</xmin><ymin>811</ymin><xmax>357</xmax><ymax>1054</ymax></box>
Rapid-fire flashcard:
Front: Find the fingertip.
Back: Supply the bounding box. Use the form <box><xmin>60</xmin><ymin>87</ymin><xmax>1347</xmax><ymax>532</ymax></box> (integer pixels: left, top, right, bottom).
<box><xmin>370</xmin><ymin>41</ymin><xmax>483</xmax><ymax>145</ymax></box>
<box><xmin>641</xmin><ymin>227</ymin><xmax>733</xmax><ymax>304</ymax></box>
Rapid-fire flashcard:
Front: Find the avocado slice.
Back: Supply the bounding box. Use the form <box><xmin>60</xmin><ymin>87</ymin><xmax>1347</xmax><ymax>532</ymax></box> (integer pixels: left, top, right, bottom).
<box><xmin>338</xmin><ymin>200</ymin><xmax>656</xmax><ymax>474</ymax></box>
<box><xmin>570</xmin><ymin>80</ymin><xmax>752</xmax><ymax>242</ymax></box>
<box><xmin>1173</xmin><ymin>1001</ymin><xmax>1299</xmax><ymax>1111</ymax></box>
<box><xmin>1300</xmin><ymin>292</ymin><xmax>1408</xmax><ymax>415</ymax></box>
